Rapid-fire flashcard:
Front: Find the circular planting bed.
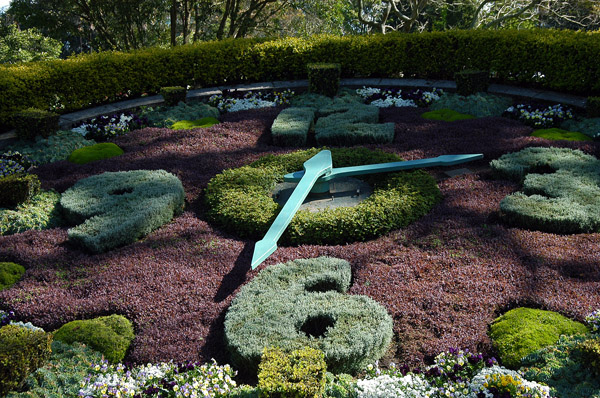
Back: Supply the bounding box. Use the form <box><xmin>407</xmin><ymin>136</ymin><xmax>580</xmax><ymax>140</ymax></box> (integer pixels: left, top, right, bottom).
<box><xmin>205</xmin><ymin>147</ymin><xmax>442</xmax><ymax>245</ymax></box>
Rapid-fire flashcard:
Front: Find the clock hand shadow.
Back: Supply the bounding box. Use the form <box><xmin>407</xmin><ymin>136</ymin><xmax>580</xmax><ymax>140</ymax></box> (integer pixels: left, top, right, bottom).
<box><xmin>213</xmin><ymin>240</ymin><xmax>253</xmax><ymax>302</ymax></box>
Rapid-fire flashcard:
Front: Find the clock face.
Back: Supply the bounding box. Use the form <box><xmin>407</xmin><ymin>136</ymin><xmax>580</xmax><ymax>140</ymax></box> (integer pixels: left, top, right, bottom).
<box><xmin>251</xmin><ymin>150</ymin><xmax>483</xmax><ymax>268</ymax></box>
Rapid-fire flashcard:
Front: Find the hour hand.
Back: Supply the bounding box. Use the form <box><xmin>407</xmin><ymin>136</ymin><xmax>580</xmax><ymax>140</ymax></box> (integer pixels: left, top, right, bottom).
<box><xmin>251</xmin><ymin>150</ymin><xmax>333</xmax><ymax>269</ymax></box>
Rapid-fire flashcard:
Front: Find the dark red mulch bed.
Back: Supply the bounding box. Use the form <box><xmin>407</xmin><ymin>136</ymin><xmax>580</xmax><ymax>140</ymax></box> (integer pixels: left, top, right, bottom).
<box><xmin>1</xmin><ymin>106</ymin><xmax>600</xmax><ymax>371</ymax></box>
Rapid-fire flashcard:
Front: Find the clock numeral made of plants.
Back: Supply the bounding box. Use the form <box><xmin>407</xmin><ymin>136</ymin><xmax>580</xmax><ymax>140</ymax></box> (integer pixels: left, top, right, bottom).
<box><xmin>251</xmin><ymin>150</ymin><xmax>483</xmax><ymax>268</ymax></box>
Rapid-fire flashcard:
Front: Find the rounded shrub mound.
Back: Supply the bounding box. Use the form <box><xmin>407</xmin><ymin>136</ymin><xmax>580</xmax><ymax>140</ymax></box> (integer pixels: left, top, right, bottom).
<box><xmin>205</xmin><ymin>147</ymin><xmax>441</xmax><ymax>246</ymax></box>
<box><xmin>489</xmin><ymin>307</ymin><xmax>588</xmax><ymax>369</ymax></box>
<box><xmin>171</xmin><ymin>117</ymin><xmax>220</xmax><ymax>130</ymax></box>
<box><xmin>225</xmin><ymin>257</ymin><xmax>393</xmax><ymax>374</ymax></box>
<box><xmin>531</xmin><ymin>128</ymin><xmax>592</xmax><ymax>142</ymax></box>
<box><xmin>490</xmin><ymin>147</ymin><xmax>600</xmax><ymax>234</ymax></box>
<box><xmin>53</xmin><ymin>314</ymin><xmax>134</xmax><ymax>363</ymax></box>
<box><xmin>421</xmin><ymin>108</ymin><xmax>475</xmax><ymax>122</ymax></box>
<box><xmin>429</xmin><ymin>92</ymin><xmax>512</xmax><ymax>118</ymax></box>
<box><xmin>0</xmin><ymin>324</ymin><xmax>53</xmax><ymax>396</ymax></box>
<box><xmin>0</xmin><ymin>262</ymin><xmax>25</xmax><ymax>291</ymax></box>
<box><xmin>68</xmin><ymin>142</ymin><xmax>124</xmax><ymax>164</ymax></box>
<box><xmin>60</xmin><ymin>169</ymin><xmax>185</xmax><ymax>253</ymax></box>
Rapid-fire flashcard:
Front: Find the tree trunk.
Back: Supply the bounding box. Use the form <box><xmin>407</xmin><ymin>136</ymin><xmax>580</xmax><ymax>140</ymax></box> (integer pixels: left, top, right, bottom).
<box><xmin>170</xmin><ymin>0</ymin><xmax>178</xmax><ymax>46</ymax></box>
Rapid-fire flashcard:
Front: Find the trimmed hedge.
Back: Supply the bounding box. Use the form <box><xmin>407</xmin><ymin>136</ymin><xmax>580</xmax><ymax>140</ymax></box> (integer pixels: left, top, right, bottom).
<box><xmin>53</xmin><ymin>315</ymin><xmax>134</xmax><ymax>363</ymax></box>
<box><xmin>160</xmin><ymin>86</ymin><xmax>187</xmax><ymax>106</ymax></box>
<box><xmin>271</xmin><ymin>107</ymin><xmax>315</xmax><ymax>147</ymax></box>
<box><xmin>12</xmin><ymin>108</ymin><xmax>59</xmax><ymax>140</ymax></box>
<box><xmin>224</xmin><ymin>257</ymin><xmax>393</xmax><ymax>374</ymax></box>
<box><xmin>315</xmin><ymin>122</ymin><xmax>395</xmax><ymax>146</ymax></box>
<box><xmin>490</xmin><ymin>147</ymin><xmax>600</xmax><ymax>234</ymax></box>
<box><xmin>0</xmin><ymin>173</ymin><xmax>41</xmax><ymax>208</ymax></box>
<box><xmin>59</xmin><ymin>169</ymin><xmax>185</xmax><ymax>253</ymax></box>
<box><xmin>3</xmin><ymin>29</ymin><xmax>600</xmax><ymax>126</ymax></box>
<box><xmin>258</xmin><ymin>346</ymin><xmax>327</xmax><ymax>398</ymax></box>
<box><xmin>204</xmin><ymin>147</ymin><xmax>441</xmax><ymax>245</ymax></box>
<box><xmin>0</xmin><ymin>262</ymin><xmax>25</xmax><ymax>291</ymax></box>
<box><xmin>307</xmin><ymin>62</ymin><xmax>341</xmax><ymax>98</ymax></box>
<box><xmin>489</xmin><ymin>307</ymin><xmax>588</xmax><ymax>369</ymax></box>
<box><xmin>454</xmin><ymin>69</ymin><xmax>489</xmax><ymax>96</ymax></box>
<box><xmin>67</xmin><ymin>142</ymin><xmax>124</xmax><ymax>164</ymax></box>
<box><xmin>0</xmin><ymin>324</ymin><xmax>53</xmax><ymax>396</ymax></box>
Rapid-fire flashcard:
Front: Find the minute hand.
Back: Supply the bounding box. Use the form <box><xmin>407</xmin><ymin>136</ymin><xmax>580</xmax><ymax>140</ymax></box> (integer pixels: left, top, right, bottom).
<box><xmin>251</xmin><ymin>150</ymin><xmax>333</xmax><ymax>269</ymax></box>
<box><xmin>283</xmin><ymin>154</ymin><xmax>483</xmax><ymax>183</ymax></box>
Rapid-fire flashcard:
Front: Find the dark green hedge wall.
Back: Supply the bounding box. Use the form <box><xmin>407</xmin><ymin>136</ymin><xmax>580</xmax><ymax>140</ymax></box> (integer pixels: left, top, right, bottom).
<box><xmin>2</xmin><ymin>29</ymin><xmax>599</xmax><ymax>126</ymax></box>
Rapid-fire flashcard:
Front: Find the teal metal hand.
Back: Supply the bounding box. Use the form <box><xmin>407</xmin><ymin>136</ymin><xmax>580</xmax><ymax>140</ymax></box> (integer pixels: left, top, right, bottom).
<box><xmin>251</xmin><ymin>150</ymin><xmax>333</xmax><ymax>269</ymax></box>
<box><xmin>284</xmin><ymin>154</ymin><xmax>484</xmax><ymax>193</ymax></box>
<box><xmin>251</xmin><ymin>151</ymin><xmax>483</xmax><ymax>268</ymax></box>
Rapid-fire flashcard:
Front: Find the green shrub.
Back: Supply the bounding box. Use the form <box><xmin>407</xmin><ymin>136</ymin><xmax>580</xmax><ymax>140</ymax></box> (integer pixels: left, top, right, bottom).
<box><xmin>0</xmin><ymin>262</ymin><xmax>25</xmax><ymax>291</ymax></box>
<box><xmin>561</xmin><ymin>117</ymin><xmax>600</xmax><ymax>139</ymax></box>
<box><xmin>225</xmin><ymin>257</ymin><xmax>393</xmax><ymax>375</ymax></box>
<box><xmin>489</xmin><ymin>307</ymin><xmax>589</xmax><ymax>369</ymax></box>
<box><xmin>531</xmin><ymin>128</ymin><xmax>593</xmax><ymax>141</ymax></box>
<box><xmin>454</xmin><ymin>70</ymin><xmax>489</xmax><ymax>96</ymax></box>
<box><xmin>205</xmin><ymin>147</ymin><xmax>441</xmax><ymax>245</ymax></box>
<box><xmin>170</xmin><ymin>117</ymin><xmax>220</xmax><ymax>130</ymax></box>
<box><xmin>160</xmin><ymin>86</ymin><xmax>187</xmax><ymax>106</ymax></box>
<box><xmin>308</xmin><ymin>63</ymin><xmax>341</xmax><ymax>98</ymax></box>
<box><xmin>53</xmin><ymin>315</ymin><xmax>134</xmax><ymax>364</ymax></box>
<box><xmin>315</xmin><ymin>122</ymin><xmax>395</xmax><ymax>146</ymax></box>
<box><xmin>0</xmin><ymin>190</ymin><xmax>63</xmax><ymax>236</ymax></box>
<box><xmin>429</xmin><ymin>93</ymin><xmax>512</xmax><ymax>118</ymax></box>
<box><xmin>0</xmin><ymin>174</ymin><xmax>41</xmax><ymax>208</ymax></box>
<box><xmin>271</xmin><ymin>107</ymin><xmax>315</xmax><ymax>147</ymax></box>
<box><xmin>229</xmin><ymin>385</ymin><xmax>260</xmax><ymax>398</ymax></box>
<box><xmin>59</xmin><ymin>169</ymin><xmax>185</xmax><ymax>253</ymax></box>
<box><xmin>3</xmin><ymin>30</ymin><xmax>600</xmax><ymax>126</ymax></box>
<box><xmin>0</xmin><ymin>324</ymin><xmax>53</xmax><ymax>396</ymax></box>
<box><xmin>520</xmin><ymin>335</ymin><xmax>600</xmax><ymax>398</ymax></box>
<box><xmin>490</xmin><ymin>147</ymin><xmax>600</xmax><ymax>233</ymax></box>
<box><xmin>140</xmin><ymin>102</ymin><xmax>220</xmax><ymax>128</ymax></box>
<box><xmin>12</xmin><ymin>108</ymin><xmax>59</xmax><ymax>140</ymax></box>
<box><xmin>289</xmin><ymin>93</ymin><xmax>334</xmax><ymax>110</ymax></box>
<box><xmin>324</xmin><ymin>373</ymin><xmax>356</xmax><ymax>398</ymax></box>
<box><xmin>6</xmin><ymin>340</ymin><xmax>104</xmax><ymax>398</ymax></box>
<box><xmin>314</xmin><ymin>104</ymin><xmax>378</xmax><ymax>129</ymax></box>
<box><xmin>258</xmin><ymin>346</ymin><xmax>327</xmax><ymax>398</ymax></box>
<box><xmin>587</xmin><ymin>97</ymin><xmax>600</xmax><ymax>118</ymax></box>
<box><xmin>578</xmin><ymin>337</ymin><xmax>600</xmax><ymax>376</ymax></box>
<box><xmin>6</xmin><ymin>130</ymin><xmax>96</xmax><ymax>166</ymax></box>
<box><xmin>67</xmin><ymin>143</ymin><xmax>124</xmax><ymax>165</ymax></box>
<box><xmin>421</xmin><ymin>109</ymin><xmax>475</xmax><ymax>122</ymax></box>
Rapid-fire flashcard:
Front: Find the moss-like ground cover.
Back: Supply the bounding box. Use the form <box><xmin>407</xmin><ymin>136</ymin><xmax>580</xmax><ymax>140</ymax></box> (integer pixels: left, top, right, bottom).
<box><xmin>0</xmin><ymin>100</ymin><xmax>599</xmax><ymax>392</ymax></box>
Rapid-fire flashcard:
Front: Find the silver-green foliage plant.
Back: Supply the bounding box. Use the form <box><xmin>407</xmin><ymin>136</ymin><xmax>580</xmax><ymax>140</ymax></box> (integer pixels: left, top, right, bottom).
<box><xmin>490</xmin><ymin>147</ymin><xmax>600</xmax><ymax>234</ymax></box>
<box><xmin>316</xmin><ymin>122</ymin><xmax>395</xmax><ymax>146</ymax></box>
<box><xmin>561</xmin><ymin>117</ymin><xmax>600</xmax><ymax>139</ymax></box>
<box><xmin>520</xmin><ymin>335</ymin><xmax>600</xmax><ymax>398</ymax></box>
<box><xmin>6</xmin><ymin>341</ymin><xmax>104</xmax><ymax>398</ymax></box>
<box><xmin>60</xmin><ymin>170</ymin><xmax>185</xmax><ymax>252</ymax></box>
<box><xmin>0</xmin><ymin>190</ymin><xmax>63</xmax><ymax>235</ymax></box>
<box><xmin>224</xmin><ymin>257</ymin><xmax>393</xmax><ymax>375</ymax></box>
<box><xmin>7</xmin><ymin>130</ymin><xmax>96</xmax><ymax>166</ymax></box>
<box><xmin>430</xmin><ymin>92</ymin><xmax>512</xmax><ymax>118</ymax></box>
<box><xmin>140</xmin><ymin>102</ymin><xmax>220</xmax><ymax>128</ymax></box>
<box><xmin>271</xmin><ymin>107</ymin><xmax>315</xmax><ymax>147</ymax></box>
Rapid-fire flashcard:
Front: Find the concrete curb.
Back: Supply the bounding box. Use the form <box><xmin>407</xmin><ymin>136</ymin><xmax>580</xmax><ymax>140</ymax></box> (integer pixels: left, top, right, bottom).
<box><xmin>0</xmin><ymin>78</ymin><xmax>588</xmax><ymax>143</ymax></box>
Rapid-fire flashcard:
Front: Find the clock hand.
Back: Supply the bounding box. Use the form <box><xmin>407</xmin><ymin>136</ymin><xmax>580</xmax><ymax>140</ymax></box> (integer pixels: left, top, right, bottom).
<box><xmin>283</xmin><ymin>154</ymin><xmax>483</xmax><ymax>192</ymax></box>
<box><xmin>251</xmin><ymin>150</ymin><xmax>333</xmax><ymax>269</ymax></box>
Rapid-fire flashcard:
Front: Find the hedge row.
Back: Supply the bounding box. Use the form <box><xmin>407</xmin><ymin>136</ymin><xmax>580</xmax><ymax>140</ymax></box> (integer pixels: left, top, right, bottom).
<box><xmin>2</xmin><ymin>29</ymin><xmax>600</xmax><ymax>126</ymax></box>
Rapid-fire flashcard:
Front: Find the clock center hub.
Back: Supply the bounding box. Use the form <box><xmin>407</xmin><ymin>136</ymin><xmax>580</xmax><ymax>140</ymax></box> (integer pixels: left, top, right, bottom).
<box><xmin>272</xmin><ymin>177</ymin><xmax>372</xmax><ymax>212</ymax></box>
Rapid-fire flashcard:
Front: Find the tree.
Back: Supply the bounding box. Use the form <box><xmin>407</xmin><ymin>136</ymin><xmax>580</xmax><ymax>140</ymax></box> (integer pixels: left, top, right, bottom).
<box><xmin>0</xmin><ymin>24</ymin><xmax>62</xmax><ymax>63</ymax></box>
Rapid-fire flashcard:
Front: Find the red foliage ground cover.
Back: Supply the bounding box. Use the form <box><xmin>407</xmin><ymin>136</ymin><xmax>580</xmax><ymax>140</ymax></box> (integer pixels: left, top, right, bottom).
<box><xmin>1</xmin><ymin>106</ymin><xmax>599</xmax><ymax>370</ymax></box>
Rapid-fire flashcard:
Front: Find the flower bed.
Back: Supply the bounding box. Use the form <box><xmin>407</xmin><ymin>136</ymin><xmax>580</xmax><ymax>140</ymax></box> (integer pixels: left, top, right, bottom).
<box><xmin>0</xmin><ymin>89</ymin><xmax>599</xmax><ymax>397</ymax></box>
